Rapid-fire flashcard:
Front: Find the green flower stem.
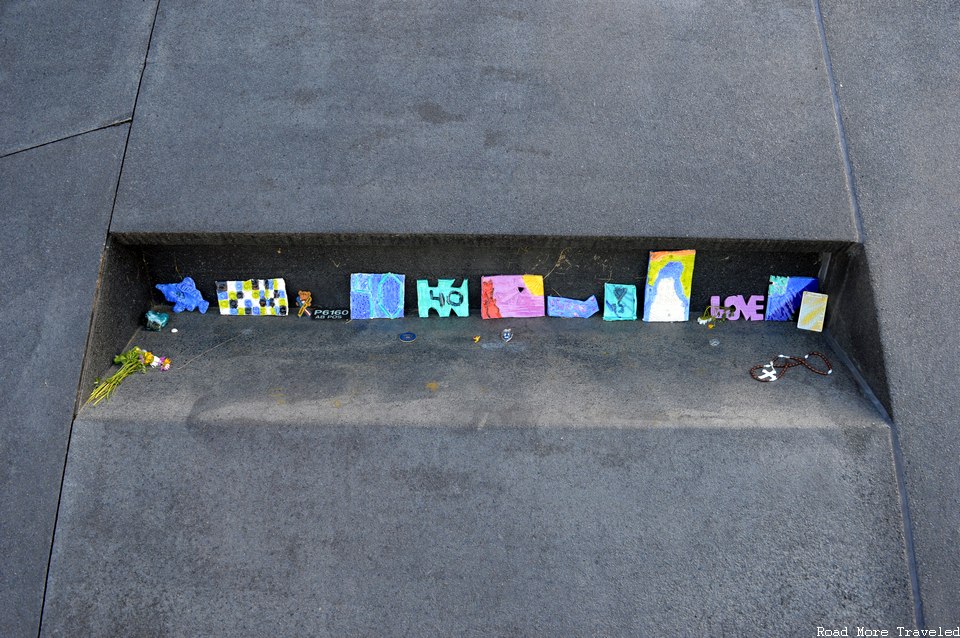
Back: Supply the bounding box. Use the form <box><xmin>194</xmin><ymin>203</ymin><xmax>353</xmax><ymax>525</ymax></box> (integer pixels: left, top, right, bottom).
<box><xmin>85</xmin><ymin>347</ymin><xmax>149</xmax><ymax>406</ymax></box>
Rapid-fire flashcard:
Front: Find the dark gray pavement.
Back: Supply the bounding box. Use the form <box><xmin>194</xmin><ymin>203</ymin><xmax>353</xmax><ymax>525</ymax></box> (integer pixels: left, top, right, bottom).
<box><xmin>41</xmin><ymin>317</ymin><xmax>913</xmax><ymax>635</ymax></box>
<box><xmin>821</xmin><ymin>0</ymin><xmax>960</xmax><ymax>625</ymax></box>
<box><xmin>111</xmin><ymin>0</ymin><xmax>855</xmax><ymax>241</ymax></box>
<box><xmin>0</xmin><ymin>126</ymin><xmax>127</xmax><ymax>637</ymax></box>
<box><xmin>2</xmin><ymin>0</ymin><xmax>958</xmax><ymax>634</ymax></box>
<box><xmin>73</xmin><ymin>314</ymin><xmax>888</xmax><ymax>430</ymax></box>
<box><xmin>43</xmin><ymin>421</ymin><xmax>910</xmax><ymax>636</ymax></box>
<box><xmin>0</xmin><ymin>1</ymin><xmax>156</xmax><ymax>155</ymax></box>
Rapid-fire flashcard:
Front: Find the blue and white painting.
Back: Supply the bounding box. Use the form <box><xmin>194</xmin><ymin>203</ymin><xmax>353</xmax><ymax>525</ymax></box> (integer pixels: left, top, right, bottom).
<box><xmin>350</xmin><ymin>273</ymin><xmax>405</xmax><ymax>319</ymax></box>
<box><xmin>547</xmin><ymin>295</ymin><xmax>599</xmax><ymax>318</ymax></box>
<box><xmin>765</xmin><ymin>276</ymin><xmax>818</xmax><ymax>321</ymax></box>
<box><xmin>643</xmin><ymin>250</ymin><xmax>695</xmax><ymax>322</ymax></box>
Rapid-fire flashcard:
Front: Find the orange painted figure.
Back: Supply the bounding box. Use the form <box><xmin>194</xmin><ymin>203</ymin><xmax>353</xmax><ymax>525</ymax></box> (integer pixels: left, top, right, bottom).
<box><xmin>481</xmin><ymin>279</ymin><xmax>502</xmax><ymax>319</ymax></box>
<box><xmin>296</xmin><ymin>290</ymin><xmax>313</xmax><ymax>317</ymax></box>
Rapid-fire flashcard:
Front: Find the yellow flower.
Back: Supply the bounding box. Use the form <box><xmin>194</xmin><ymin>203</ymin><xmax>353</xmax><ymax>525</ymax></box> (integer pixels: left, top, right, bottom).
<box><xmin>143</xmin><ymin>351</ymin><xmax>154</xmax><ymax>365</ymax></box>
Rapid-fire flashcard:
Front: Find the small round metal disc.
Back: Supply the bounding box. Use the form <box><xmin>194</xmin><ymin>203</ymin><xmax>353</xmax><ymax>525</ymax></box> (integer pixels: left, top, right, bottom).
<box><xmin>399</xmin><ymin>332</ymin><xmax>417</xmax><ymax>343</ymax></box>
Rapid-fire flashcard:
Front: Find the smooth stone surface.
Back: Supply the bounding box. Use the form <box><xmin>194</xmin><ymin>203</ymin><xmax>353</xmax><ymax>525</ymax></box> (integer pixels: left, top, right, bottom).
<box><xmin>822</xmin><ymin>0</ymin><xmax>960</xmax><ymax>624</ymax></box>
<box><xmin>113</xmin><ymin>0</ymin><xmax>854</xmax><ymax>240</ymax></box>
<box><xmin>45</xmin><ymin>422</ymin><xmax>913</xmax><ymax>635</ymax></box>
<box><xmin>0</xmin><ymin>126</ymin><xmax>127</xmax><ymax>637</ymax></box>
<box><xmin>43</xmin><ymin>425</ymin><xmax>911</xmax><ymax>634</ymax></box>
<box><xmin>0</xmin><ymin>0</ymin><xmax>156</xmax><ymax>155</ymax></box>
<box><xmin>44</xmin><ymin>316</ymin><xmax>913</xmax><ymax>631</ymax></box>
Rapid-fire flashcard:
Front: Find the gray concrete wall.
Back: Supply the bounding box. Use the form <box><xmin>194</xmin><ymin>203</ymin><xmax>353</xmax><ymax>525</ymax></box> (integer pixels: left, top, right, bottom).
<box><xmin>822</xmin><ymin>0</ymin><xmax>960</xmax><ymax>625</ymax></box>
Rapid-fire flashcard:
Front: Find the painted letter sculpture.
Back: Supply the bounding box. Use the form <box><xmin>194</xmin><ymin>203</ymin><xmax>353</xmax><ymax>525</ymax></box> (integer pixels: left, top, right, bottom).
<box><xmin>709</xmin><ymin>295</ymin><xmax>765</xmax><ymax>321</ymax></box>
<box><xmin>417</xmin><ymin>279</ymin><xmax>469</xmax><ymax>318</ymax></box>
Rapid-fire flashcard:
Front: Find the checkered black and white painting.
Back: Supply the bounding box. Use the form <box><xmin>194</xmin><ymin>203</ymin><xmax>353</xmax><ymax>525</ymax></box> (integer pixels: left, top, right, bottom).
<box><xmin>216</xmin><ymin>278</ymin><xmax>289</xmax><ymax>316</ymax></box>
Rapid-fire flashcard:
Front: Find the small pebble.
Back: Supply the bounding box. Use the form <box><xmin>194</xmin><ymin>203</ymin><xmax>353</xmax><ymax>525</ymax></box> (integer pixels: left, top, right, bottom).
<box><xmin>709</xmin><ymin>338</ymin><xmax>720</xmax><ymax>347</ymax></box>
<box><xmin>171</xmin><ymin>328</ymin><xmax>178</xmax><ymax>333</ymax></box>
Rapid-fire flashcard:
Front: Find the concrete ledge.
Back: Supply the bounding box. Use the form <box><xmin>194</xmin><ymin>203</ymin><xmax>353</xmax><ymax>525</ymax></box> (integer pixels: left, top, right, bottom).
<box><xmin>75</xmin><ymin>312</ymin><xmax>882</xmax><ymax>431</ymax></box>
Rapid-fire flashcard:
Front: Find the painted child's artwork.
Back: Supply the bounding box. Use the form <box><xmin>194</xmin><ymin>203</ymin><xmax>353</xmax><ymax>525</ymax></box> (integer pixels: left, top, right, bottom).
<box><xmin>709</xmin><ymin>295</ymin><xmax>765</xmax><ymax>321</ymax></box>
<box><xmin>417</xmin><ymin>279</ymin><xmax>469</xmax><ymax>318</ymax></box>
<box><xmin>216</xmin><ymin>278</ymin><xmax>289</xmax><ymax>316</ymax></box>
<box><xmin>547</xmin><ymin>295</ymin><xmax>599</xmax><ymax>318</ymax></box>
<box><xmin>603</xmin><ymin>283</ymin><xmax>637</xmax><ymax>321</ymax></box>
<box><xmin>350</xmin><ymin>273</ymin><xmax>405</xmax><ymax>319</ymax></box>
<box><xmin>156</xmin><ymin>276</ymin><xmax>209</xmax><ymax>313</ymax></box>
<box><xmin>797</xmin><ymin>291</ymin><xmax>828</xmax><ymax>332</ymax></box>
<box><xmin>765</xmin><ymin>276</ymin><xmax>818</xmax><ymax>321</ymax></box>
<box><xmin>480</xmin><ymin>275</ymin><xmax>545</xmax><ymax>319</ymax></box>
<box><xmin>643</xmin><ymin>250</ymin><xmax>695</xmax><ymax>322</ymax></box>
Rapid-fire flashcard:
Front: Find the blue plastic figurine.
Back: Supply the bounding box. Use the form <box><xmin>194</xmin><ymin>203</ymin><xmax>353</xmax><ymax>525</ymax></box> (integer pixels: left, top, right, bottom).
<box><xmin>155</xmin><ymin>277</ymin><xmax>209</xmax><ymax>313</ymax></box>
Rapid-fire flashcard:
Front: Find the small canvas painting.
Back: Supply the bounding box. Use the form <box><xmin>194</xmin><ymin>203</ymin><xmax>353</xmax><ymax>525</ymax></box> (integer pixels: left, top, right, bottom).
<box><xmin>765</xmin><ymin>276</ymin><xmax>818</xmax><ymax>321</ymax></box>
<box><xmin>603</xmin><ymin>284</ymin><xmax>637</xmax><ymax>321</ymax></box>
<box><xmin>350</xmin><ymin>273</ymin><xmax>405</xmax><ymax>319</ymax></box>
<box><xmin>216</xmin><ymin>278</ymin><xmax>288</xmax><ymax>316</ymax></box>
<box><xmin>547</xmin><ymin>295</ymin><xmax>599</xmax><ymax>318</ymax></box>
<box><xmin>643</xmin><ymin>250</ymin><xmax>695</xmax><ymax>322</ymax></box>
<box><xmin>417</xmin><ymin>278</ymin><xmax>469</xmax><ymax>317</ymax></box>
<box><xmin>481</xmin><ymin>275</ymin><xmax>545</xmax><ymax>319</ymax></box>
<box><xmin>797</xmin><ymin>291</ymin><xmax>828</xmax><ymax>332</ymax></box>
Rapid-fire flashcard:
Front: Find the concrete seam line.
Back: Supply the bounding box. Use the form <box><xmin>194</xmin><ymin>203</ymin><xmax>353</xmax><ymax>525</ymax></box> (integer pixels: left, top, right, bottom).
<box><xmin>825</xmin><ymin>332</ymin><xmax>925</xmax><ymax>628</ymax></box>
<box><xmin>35</xmin><ymin>1</ymin><xmax>163</xmax><ymax>636</ymax></box>
<box><xmin>0</xmin><ymin>119</ymin><xmax>132</xmax><ymax>159</ymax></box>
<box><xmin>812</xmin><ymin>0</ymin><xmax>866</xmax><ymax>243</ymax></box>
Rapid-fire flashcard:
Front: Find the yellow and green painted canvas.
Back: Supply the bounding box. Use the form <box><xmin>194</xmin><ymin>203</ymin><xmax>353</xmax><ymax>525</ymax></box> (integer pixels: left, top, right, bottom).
<box><xmin>797</xmin><ymin>291</ymin><xmax>828</xmax><ymax>332</ymax></box>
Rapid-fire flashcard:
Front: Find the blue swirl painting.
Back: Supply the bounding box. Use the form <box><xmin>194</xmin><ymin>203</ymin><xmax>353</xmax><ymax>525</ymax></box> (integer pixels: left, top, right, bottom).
<box><xmin>350</xmin><ymin>273</ymin><xmax>406</xmax><ymax>319</ymax></box>
<box><xmin>764</xmin><ymin>276</ymin><xmax>818</xmax><ymax>321</ymax></box>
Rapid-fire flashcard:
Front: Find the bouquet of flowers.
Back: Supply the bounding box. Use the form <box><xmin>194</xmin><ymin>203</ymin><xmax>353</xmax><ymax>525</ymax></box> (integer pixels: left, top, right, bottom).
<box><xmin>85</xmin><ymin>346</ymin><xmax>171</xmax><ymax>406</ymax></box>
